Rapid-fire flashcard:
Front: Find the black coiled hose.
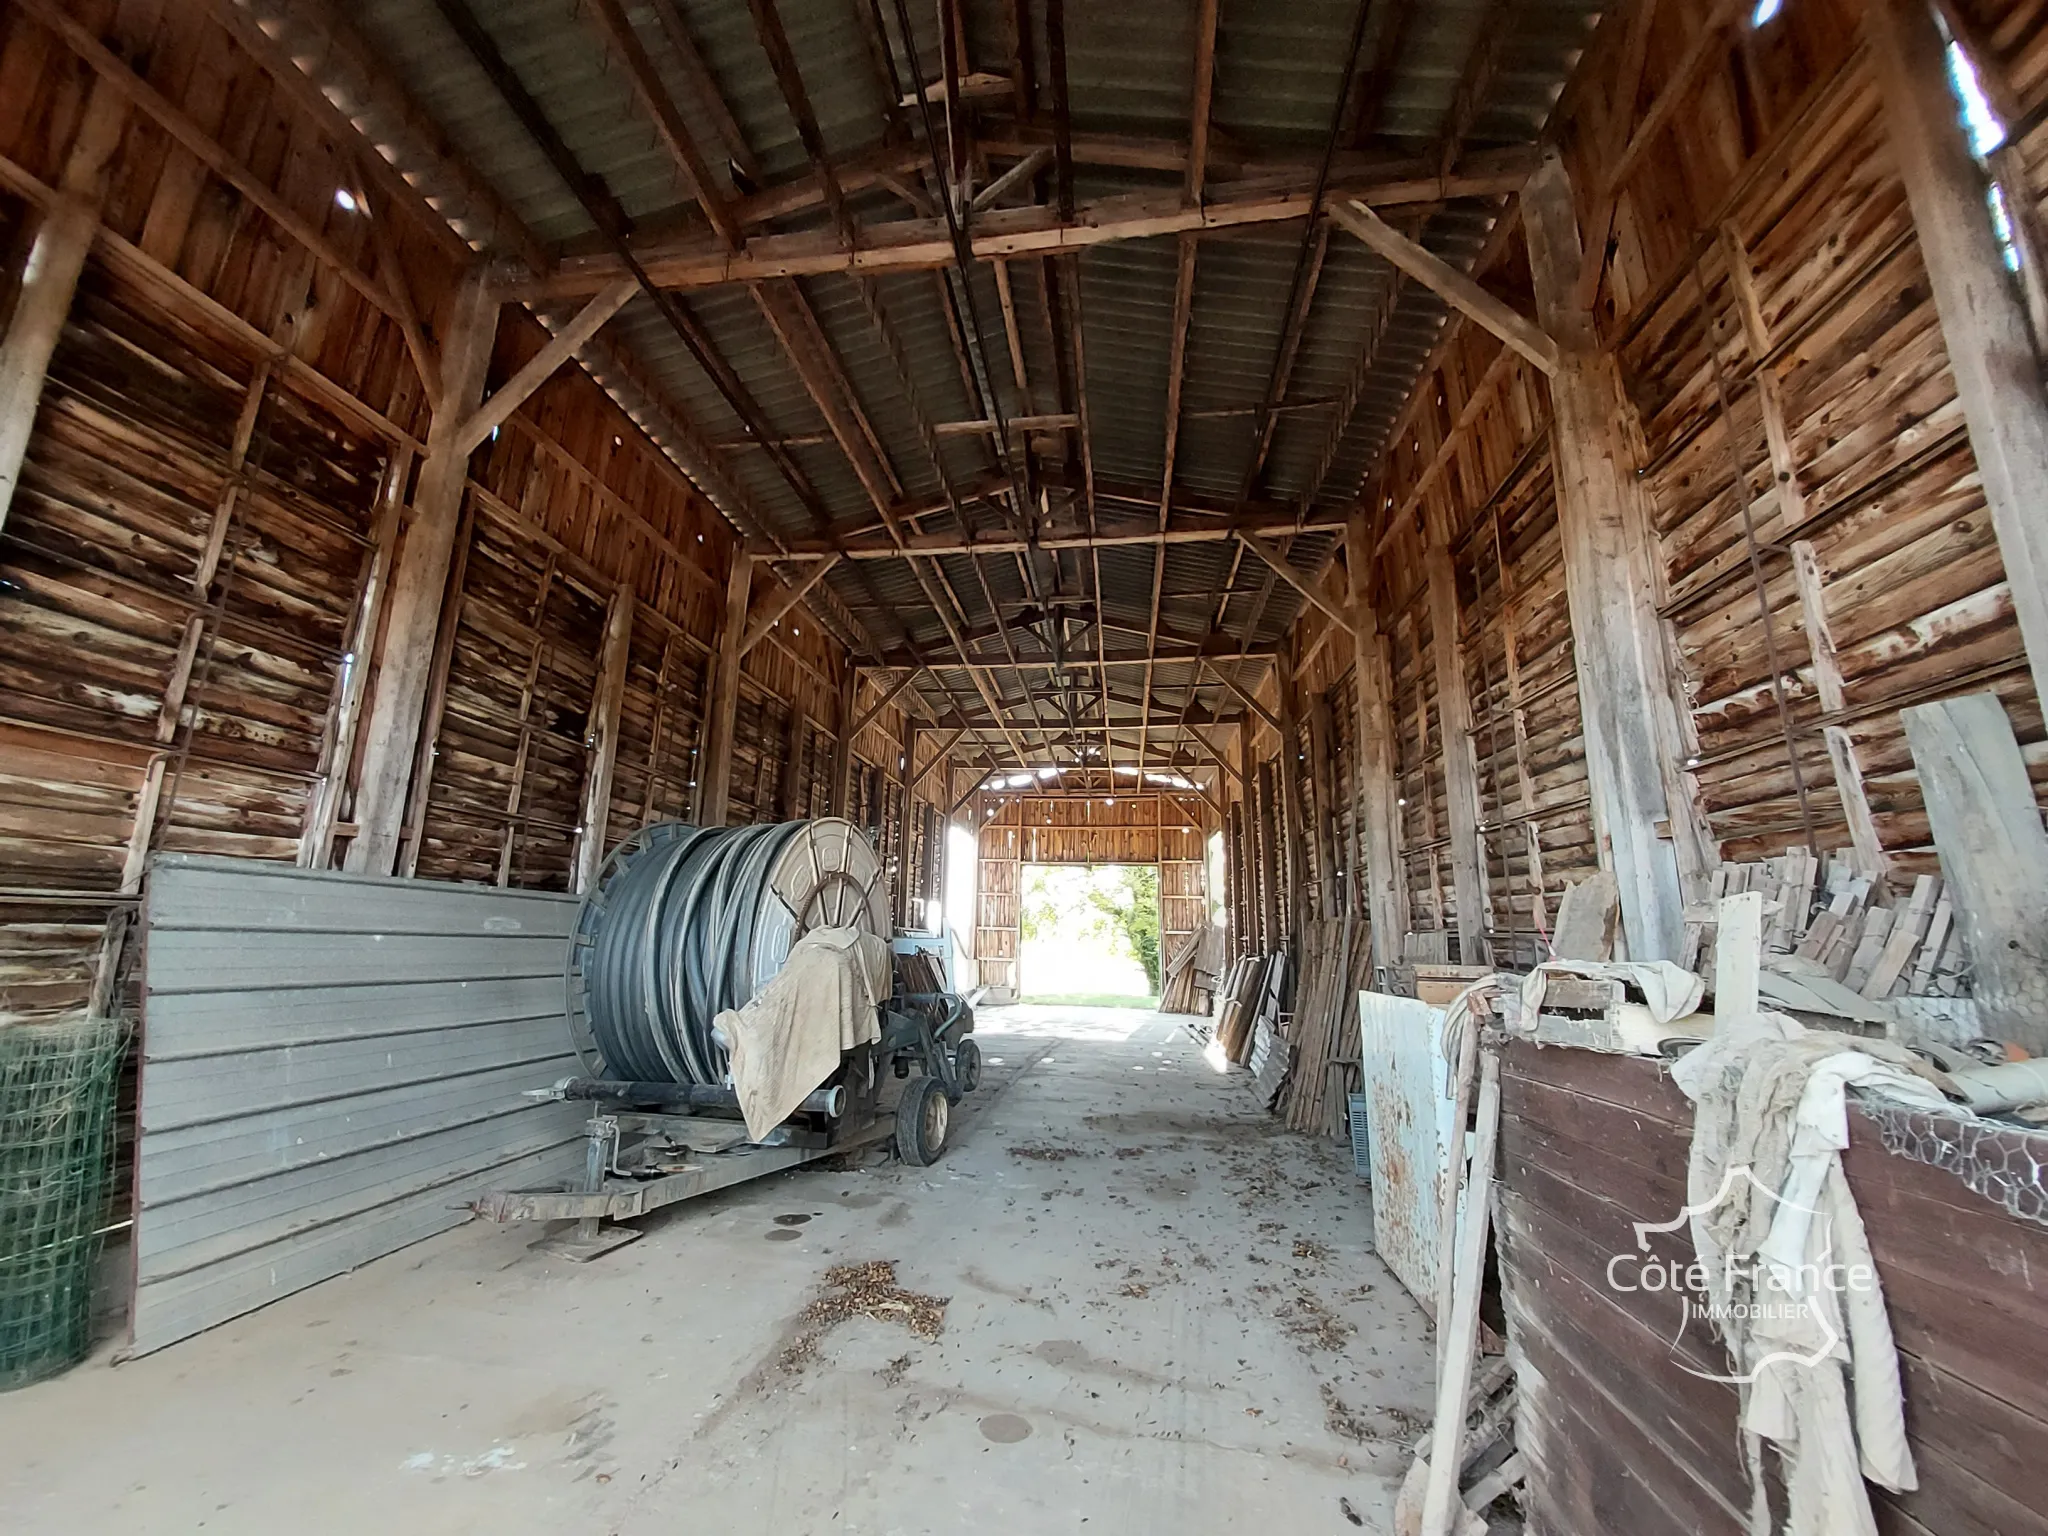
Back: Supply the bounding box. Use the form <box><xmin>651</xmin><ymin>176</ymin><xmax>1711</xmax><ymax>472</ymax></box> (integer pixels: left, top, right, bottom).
<box><xmin>567</xmin><ymin>819</ymin><xmax>887</xmax><ymax>1085</ymax></box>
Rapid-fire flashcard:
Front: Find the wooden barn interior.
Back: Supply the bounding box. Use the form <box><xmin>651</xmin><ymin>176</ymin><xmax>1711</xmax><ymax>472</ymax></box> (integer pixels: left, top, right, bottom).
<box><xmin>2</xmin><ymin>0</ymin><xmax>2047</xmax><ymax>1532</ymax></box>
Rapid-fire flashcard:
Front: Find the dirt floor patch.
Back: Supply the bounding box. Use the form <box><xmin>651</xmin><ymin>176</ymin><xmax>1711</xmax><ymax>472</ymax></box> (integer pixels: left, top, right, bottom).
<box><xmin>779</xmin><ymin>1261</ymin><xmax>948</xmax><ymax>1371</ymax></box>
<box><xmin>1008</xmin><ymin>1142</ymin><xmax>1090</xmax><ymax>1162</ymax></box>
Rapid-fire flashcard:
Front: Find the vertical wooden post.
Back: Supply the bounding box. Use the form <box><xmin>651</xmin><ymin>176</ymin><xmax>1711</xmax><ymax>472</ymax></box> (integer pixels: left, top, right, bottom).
<box><xmin>1307</xmin><ymin>694</ymin><xmax>1337</xmax><ymax>919</ymax></box>
<box><xmin>0</xmin><ymin>78</ymin><xmax>127</xmax><ymax>532</ymax></box>
<box><xmin>696</xmin><ymin>550</ymin><xmax>753</xmax><ymax>827</ymax></box>
<box><xmin>301</xmin><ymin>446</ymin><xmax>411</xmax><ymax>869</ymax></box>
<box><xmin>894</xmin><ymin>712</ymin><xmax>916</xmax><ymax>930</ymax></box>
<box><xmin>776</xmin><ymin>704</ymin><xmax>807</xmax><ymax>820</ymax></box>
<box><xmin>1523</xmin><ymin>152</ymin><xmax>1702</xmax><ymax>961</ymax></box>
<box><xmin>1427</xmin><ymin>544</ymin><xmax>1490</xmax><ymax>964</ymax></box>
<box><xmin>830</xmin><ymin>666</ymin><xmax>858</xmax><ymax>816</ymax></box>
<box><xmin>1274</xmin><ymin>637</ymin><xmax>1308</xmax><ymax>948</ymax></box>
<box><xmin>348</xmin><ymin>269</ymin><xmax>500</xmax><ymax>873</ymax></box>
<box><xmin>1346</xmin><ymin>514</ymin><xmax>1410</xmax><ymax>962</ymax></box>
<box><xmin>1871</xmin><ymin>0</ymin><xmax>2048</xmax><ymax>716</ymax></box>
<box><xmin>573</xmin><ymin>584</ymin><xmax>635</xmax><ymax>893</ymax></box>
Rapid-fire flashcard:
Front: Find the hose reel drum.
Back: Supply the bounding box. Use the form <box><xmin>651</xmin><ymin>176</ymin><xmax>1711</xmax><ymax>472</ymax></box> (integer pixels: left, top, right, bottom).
<box><xmin>565</xmin><ymin>818</ymin><xmax>890</xmax><ymax>1086</ymax></box>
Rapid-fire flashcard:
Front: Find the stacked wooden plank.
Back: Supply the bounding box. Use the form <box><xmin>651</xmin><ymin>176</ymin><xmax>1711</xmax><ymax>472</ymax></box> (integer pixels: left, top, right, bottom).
<box><xmin>1215</xmin><ymin>953</ymin><xmax>1285</xmax><ymax>1064</ymax></box>
<box><xmin>1275</xmin><ymin>916</ymin><xmax>1374</xmax><ymax>1137</ymax></box>
<box><xmin>1692</xmin><ymin>849</ymin><xmax>1965</xmax><ymax>1001</ymax></box>
<box><xmin>1158</xmin><ymin>922</ymin><xmax>1225</xmax><ymax>1014</ymax></box>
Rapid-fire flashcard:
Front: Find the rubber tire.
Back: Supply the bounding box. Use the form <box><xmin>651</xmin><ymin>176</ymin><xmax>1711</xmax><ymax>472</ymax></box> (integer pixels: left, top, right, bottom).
<box><xmin>895</xmin><ymin>1074</ymin><xmax>950</xmax><ymax>1166</ymax></box>
<box><xmin>953</xmin><ymin>1036</ymin><xmax>982</xmax><ymax>1097</ymax></box>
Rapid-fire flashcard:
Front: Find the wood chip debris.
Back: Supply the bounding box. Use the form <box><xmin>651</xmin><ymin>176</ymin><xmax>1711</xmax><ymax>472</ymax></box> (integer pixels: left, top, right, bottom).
<box><xmin>780</xmin><ymin>1261</ymin><xmax>948</xmax><ymax>1371</ymax></box>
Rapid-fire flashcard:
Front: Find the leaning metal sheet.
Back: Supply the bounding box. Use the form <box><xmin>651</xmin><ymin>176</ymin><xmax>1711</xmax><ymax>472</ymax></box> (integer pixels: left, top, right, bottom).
<box><xmin>1357</xmin><ymin>991</ymin><xmax>1464</xmax><ymax>1307</ymax></box>
<box><xmin>130</xmin><ymin>855</ymin><xmax>585</xmax><ymax>1356</ymax></box>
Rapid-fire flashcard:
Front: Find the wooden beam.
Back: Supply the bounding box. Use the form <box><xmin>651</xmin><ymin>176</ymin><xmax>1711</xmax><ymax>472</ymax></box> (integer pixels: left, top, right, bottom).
<box><xmin>1329</xmin><ymin>197</ymin><xmax>1558</xmax><ymax>375</ymax></box>
<box><xmin>696</xmin><ymin>553</ymin><xmax>754</xmax><ymax>827</ymax></box>
<box><xmin>1870</xmin><ymin>0</ymin><xmax>2048</xmax><ymax>717</ymax></box>
<box><xmin>456</xmin><ymin>281</ymin><xmax>635</xmax><ymax>455</ymax></box>
<box><xmin>0</xmin><ymin>76</ymin><xmax>126</xmax><ymax>531</ymax></box>
<box><xmin>1236</xmin><ymin>533</ymin><xmax>1357</xmax><ymax>633</ymax></box>
<box><xmin>1426</xmin><ymin>545</ymin><xmax>1489</xmax><ymax>964</ymax></box>
<box><xmin>741</xmin><ymin>554</ymin><xmax>844</xmax><ymax>656</ymax></box>
<box><xmin>1201</xmin><ymin>661</ymin><xmax>1281</xmax><ymax>735</ymax></box>
<box><xmin>931</xmin><ymin>412</ymin><xmax>1077</xmax><ymax>436</ymax></box>
<box><xmin>849</xmin><ymin>667</ymin><xmax>924</xmax><ymax>745</ymax></box>
<box><xmin>348</xmin><ymin>269</ymin><xmax>501</xmax><ymax>875</ymax></box>
<box><xmin>972</xmin><ymin>146</ymin><xmax>1056</xmax><ymax>212</ymax></box>
<box><xmin>518</xmin><ymin>166</ymin><xmax>1538</xmax><ymax>297</ymax></box>
<box><xmin>1275</xmin><ymin>635</ymin><xmax>1308</xmax><ymax>944</ymax></box>
<box><xmin>585</xmin><ymin>0</ymin><xmax>741</xmax><ymax>246</ymax></box>
<box><xmin>301</xmin><ymin>446</ymin><xmax>411</xmax><ymax>871</ymax></box>
<box><xmin>830</xmin><ymin>664</ymin><xmax>859</xmax><ymax>816</ymax></box>
<box><xmin>573</xmin><ymin>585</ymin><xmax>636</xmax><ymax>893</ymax></box>
<box><xmin>795</xmin><ymin>506</ymin><xmax>1348</xmax><ymax>560</ymax></box>
<box><xmin>1186</xmin><ymin>0</ymin><xmax>1222</xmax><ymax>202</ymax></box>
<box><xmin>1522</xmin><ymin>151</ymin><xmax>1698</xmax><ymax>960</ymax></box>
<box><xmin>1346</xmin><ymin>514</ymin><xmax>1409</xmax><ymax>958</ymax></box>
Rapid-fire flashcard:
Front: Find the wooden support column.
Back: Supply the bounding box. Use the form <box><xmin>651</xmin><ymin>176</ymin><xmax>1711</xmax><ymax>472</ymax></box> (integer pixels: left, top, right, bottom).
<box><xmin>1307</xmin><ymin>695</ymin><xmax>1338</xmax><ymax>919</ymax></box>
<box><xmin>696</xmin><ymin>551</ymin><xmax>754</xmax><ymax>827</ymax></box>
<box><xmin>894</xmin><ymin>713</ymin><xmax>916</xmax><ymax>930</ymax></box>
<box><xmin>830</xmin><ymin>666</ymin><xmax>858</xmax><ymax>816</ymax></box>
<box><xmin>301</xmin><ymin>447</ymin><xmax>411</xmax><ymax>869</ymax></box>
<box><xmin>1871</xmin><ymin>0</ymin><xmax>2048</xmax><ymax>716</ymax></box>
<box><xmin>1275</xmin><ymin>640</ymin><xmax>1309</xmax><ymax>947</ymax></box>
<box><xmin>1346</xmin><ymin>514</ymin><xmax>1410</xmax><ymax>962</ymax></box>
<box><xmin>777</xmin><ymin>704</ymin><xmax>807</xmax><ymax>820</ymax></box>
<box><xmin>573</xmin><ymin>585</ymin><xmax>636</xmax><ymax>893</ymax></box>
<box><xmin>348</xmin><ymin>270</ymin><xmax>500</xmax><ymax>874</ymax></box>
<box><xmin>0</xmin><ymin>78</ymin><xmax>127</xmax><ymax>531</ymax></box>
<box><xmin>1426</xmin><ymin>544</ymin><xmax>1490</xmax><ymax>964</ymax></box>
<box><xmin>1523</xmin><ymin>152</ymin><xmax>1702</xmax><ymax>961</ymax></box>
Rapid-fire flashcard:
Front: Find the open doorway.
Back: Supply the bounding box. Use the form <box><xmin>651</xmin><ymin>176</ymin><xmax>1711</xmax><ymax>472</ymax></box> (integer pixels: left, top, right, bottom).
<box><xmin>1016</xmin><ymin>864</ymin><xmax>1161</xmax><ymax>1006</ymax></box>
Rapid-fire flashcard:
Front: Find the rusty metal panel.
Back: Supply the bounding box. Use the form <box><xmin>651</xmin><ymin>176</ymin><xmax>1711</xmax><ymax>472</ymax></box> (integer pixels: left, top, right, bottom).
<box><xmin>1357</xmin><ymin>989</ymin><xmax>1460</xmax><ymax>1306</ymax></box>
<box><xmin>129</xmin><ymin>855</ymin><xmax>586</xmax><ymax>1356</ymax></box>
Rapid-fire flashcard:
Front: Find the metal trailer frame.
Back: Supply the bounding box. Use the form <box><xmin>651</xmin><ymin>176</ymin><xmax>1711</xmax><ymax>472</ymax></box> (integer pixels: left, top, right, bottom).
<box><xmin>473</xmin><ymin>993</ymin><xmax>979</xmax><ymax>1261</ymax></box>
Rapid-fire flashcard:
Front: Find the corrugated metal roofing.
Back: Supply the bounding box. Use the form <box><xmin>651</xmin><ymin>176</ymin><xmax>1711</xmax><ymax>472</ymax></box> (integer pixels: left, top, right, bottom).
<box><xmin>351</xmin><ymin>0</ymin><xmax>1601</xmax><ymax>770</ymax></box>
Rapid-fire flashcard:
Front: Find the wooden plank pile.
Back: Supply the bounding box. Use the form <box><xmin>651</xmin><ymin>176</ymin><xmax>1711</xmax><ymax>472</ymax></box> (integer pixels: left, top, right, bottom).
<box><xmin>1214</xmin><ymin>953</ymin><xmax>1284</xmax><ymax>1064</ymax></box>
<box><xmin>1275</xmin><ymin>916</ymin><xmax>1374</xmax><ymax>1137</ymax></box>
<box><xmin>1690</xmin><ymin>850</ymin><xmax>1965</xmax><ymax>1002</ymax></box>
<box><xmin>1158</xmin><ymin>923</ymin><xmax>1225</xmax><ymax>1014</ymax></box>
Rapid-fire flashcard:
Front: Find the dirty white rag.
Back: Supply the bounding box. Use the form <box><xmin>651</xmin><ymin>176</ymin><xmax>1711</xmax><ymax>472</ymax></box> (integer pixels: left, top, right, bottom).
<box><xmin>714</xmin><ymin>927</ymin><xmax>888</xmax><ymax>1140</ymax></box>
<box><xmin>1519</xmin><ymin>958</ymin><xmax>1705</xmax><ymax>1026</ymax></box>
<box><xmin>1667</xmin><ymin>1012</ymin><xmax>1947</xmax><ymax>1536</ymax></box>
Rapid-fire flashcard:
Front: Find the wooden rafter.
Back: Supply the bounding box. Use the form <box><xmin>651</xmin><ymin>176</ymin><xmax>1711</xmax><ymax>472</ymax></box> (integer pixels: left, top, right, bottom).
<box><xmin>1329</xmin><ymin>198</ymin><xmax>1558</xmax><ymax>374</ymax></box>
<box><xmin>518</xmin><ymin>163</ymin><xmax>1536</xmax><ymax>298</ymax></box>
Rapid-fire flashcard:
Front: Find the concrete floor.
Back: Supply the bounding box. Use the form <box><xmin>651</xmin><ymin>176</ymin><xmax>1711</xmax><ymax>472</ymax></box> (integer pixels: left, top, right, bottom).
<box><xmin>0</xmin><ymin>1004</ymin><xmax>1433</xmax><ymax>1535</ymax></box>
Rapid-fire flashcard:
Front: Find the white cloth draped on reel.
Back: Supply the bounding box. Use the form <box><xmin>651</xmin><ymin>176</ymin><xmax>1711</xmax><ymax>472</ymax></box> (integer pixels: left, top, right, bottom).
<box><xmin>714</xmin><ymin>927</ymin><xmax>889</xmax><ymax>1141</ymax></box>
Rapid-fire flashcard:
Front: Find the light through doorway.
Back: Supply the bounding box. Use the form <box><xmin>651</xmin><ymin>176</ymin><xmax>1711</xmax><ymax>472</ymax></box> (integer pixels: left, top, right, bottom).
<box><xmin>1016</xmin><ymin>863</ymin><xmax>1161</xmax><ymax>1006</ymax></box>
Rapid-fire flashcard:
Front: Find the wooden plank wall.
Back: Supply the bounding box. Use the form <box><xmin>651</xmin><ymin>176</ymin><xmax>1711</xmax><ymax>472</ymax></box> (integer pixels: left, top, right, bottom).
<box><xmin>1497</xmin><ymin>1039</ymin><xmax>2048</xmax><ymax>1536</ymax></box>
<box><xmin>1281</xmin><ymin>0</ymin><xmax>2048</xmax><ymax>967</ymax></box>
<box><xmin>972</xmin><ymin>792</ymin><xmax>1215</xmax><ymax>994</ymax></box>
<box><xmin>0</xmin><ymin>2</ymin><xmax>940</xmax><ymax>1025</ymax></box>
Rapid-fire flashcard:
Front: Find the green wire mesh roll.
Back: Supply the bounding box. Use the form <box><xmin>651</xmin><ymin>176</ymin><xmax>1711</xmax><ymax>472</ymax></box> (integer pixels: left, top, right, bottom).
<box><xmin>0</xmin><ymin>1018</ymin><xmax>126</xmax><ymax>1391</ymax></box>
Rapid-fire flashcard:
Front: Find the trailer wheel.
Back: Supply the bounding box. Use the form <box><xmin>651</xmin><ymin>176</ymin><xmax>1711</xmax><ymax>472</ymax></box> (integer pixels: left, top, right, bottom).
<box><xmin>895</xmin><ymin>1075</ymin><xmax>950</xmax><ymax>1166</ymax></box>
<box><xmin>953</xmin><ymin>1037</ymin><xmax>982</xmax><ymax>1097</ymax></box>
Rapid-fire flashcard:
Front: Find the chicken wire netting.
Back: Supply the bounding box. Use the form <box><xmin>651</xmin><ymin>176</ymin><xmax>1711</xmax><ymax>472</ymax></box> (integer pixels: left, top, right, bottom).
<box><xmin>1863</xmin><ymin>1095</ymin><xmax>2048</xmax><ymax>1228</ymax></box>
<box><xmin>0</xmin><ymin>1018</ymin><xmax>127</xmax><ymax>1390</ymax></box>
